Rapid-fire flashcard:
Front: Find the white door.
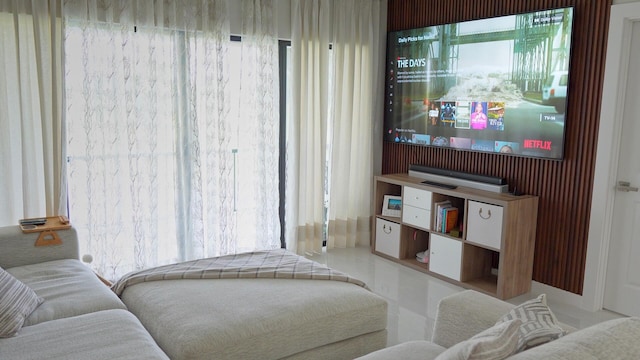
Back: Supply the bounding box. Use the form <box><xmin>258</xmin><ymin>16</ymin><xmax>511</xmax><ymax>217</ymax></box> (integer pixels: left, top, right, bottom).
<box><xmin>602</xmin><ymin>3</ymin><xmax>640</xmax><ymax>317</ymax></box>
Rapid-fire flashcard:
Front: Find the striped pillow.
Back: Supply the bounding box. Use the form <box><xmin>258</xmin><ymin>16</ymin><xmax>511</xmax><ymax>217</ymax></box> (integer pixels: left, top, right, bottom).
<box><xmin>435</xmin><ymin>319</ymin><xmax>522</xmax><ymax>360</ymax></box>
<box><xmin>496</xmin><ymin>294</ymin><xmax>565</xmax><ymax>352</ymax></box>
<box><xmin>0</xmin><ymin>267</ymin><xmax>43</xmax><ymax>337</ymax></box>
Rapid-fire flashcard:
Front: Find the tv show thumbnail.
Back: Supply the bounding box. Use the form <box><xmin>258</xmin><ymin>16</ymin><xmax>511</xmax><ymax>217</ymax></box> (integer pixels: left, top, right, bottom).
<box><xmin>495</xmin><ymin>141</ymin><xmax>520</xmax><ymax>154</ymax></box>
<box><xmin>450</xmin><ymin>137</ymin><xmax>472</xmax><ymax>149</ymax></box>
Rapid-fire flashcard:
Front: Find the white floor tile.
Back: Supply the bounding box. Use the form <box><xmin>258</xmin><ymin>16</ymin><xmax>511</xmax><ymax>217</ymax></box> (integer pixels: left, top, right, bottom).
<box><xmin>309</xmin><ymin>245</ymin><xmax>623</xmax><ymax>347</ymax></box>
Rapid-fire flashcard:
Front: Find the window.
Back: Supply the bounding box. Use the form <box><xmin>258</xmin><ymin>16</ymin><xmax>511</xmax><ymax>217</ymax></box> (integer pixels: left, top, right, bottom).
<box><xmin>282</xmin><ymin>41</ymin><xmax>335</xmax><ymax>247</ymax></box>
<box><xmin>65</xmin><ymin>23</ymin><xmax>281</xmax><ymax>279</ymax></box>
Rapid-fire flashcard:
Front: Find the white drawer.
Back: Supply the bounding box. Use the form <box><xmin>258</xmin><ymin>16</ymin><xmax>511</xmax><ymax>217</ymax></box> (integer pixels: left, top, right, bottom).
<box><xmin>466</xmin><ymin>201</ymin><xmax>504</xmax><ymax>250</ymax></box>
<box><xmin>429</xmin><ymin>234</ymin><xmax>462</xmax><ymax>281</ymax></box>
<box><xmin>402</xmin><ymin>205</ymin><xmax>431</xmax><ymax>230</ymax></box>
<box><xmin>375</xmin><ymin>218</ymin><xmax>401</xmax><ymax>258</ymax></box>
<box><xmin>403</xmin><ymin>187</ymin><xmax>432</xmax><ymax>209</ymax></box>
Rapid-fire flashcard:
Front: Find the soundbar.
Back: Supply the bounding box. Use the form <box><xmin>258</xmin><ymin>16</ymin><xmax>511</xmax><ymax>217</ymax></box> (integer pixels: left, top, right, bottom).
<box><xmin>409</xmin><ymin>165</ymin><xmax>506</xmax><ymax>185</ymax></box>
<box><xmin>409</xmin><ymin>165</ymin><xmax>509</xmax><ymax>193</ymax></box>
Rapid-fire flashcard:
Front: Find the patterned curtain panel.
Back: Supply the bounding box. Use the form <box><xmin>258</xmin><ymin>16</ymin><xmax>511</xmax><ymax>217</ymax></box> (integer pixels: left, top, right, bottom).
<box><xmin>237</xmin><ymin>0</ymin><xmax>281</xmax><ymax>252</ymax></box>
<box><xmin>64</xmin><ymin>0</ymin><xmax>280</xmax><ymax>281</ymax></box>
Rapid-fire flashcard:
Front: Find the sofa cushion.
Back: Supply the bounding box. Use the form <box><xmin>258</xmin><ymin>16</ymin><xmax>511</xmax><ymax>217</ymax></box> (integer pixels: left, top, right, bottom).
<box><xmin>431</xmin><ymin>289</ymin><xmax>516</xmax><ymax>348</ymax></box>
<box><xmin>7</xmin><ymin>259</ymin><xmax>126</xmax><ymax>326</ymax></box>
<box><xmin>496</xmin><ymin>294</ymin><xmax>564</xmax><ymax>352</ymax></box>
<box><xmin>121</xmin><ymin>278</ymin><xmax>388</xmax><ymax>360</ymax></box>
<box><xmin>0</xmin><ymin>267</ymin><xmax>43</xmax><ymax>337</ymax></box>
<box><xmin>0</xmin><ymin>309</ymin><xmax>169</xmax><ymax>360</ymax></box>
<box><xmin>509</xmin><ymin>317</ymin><xmax>640</xmax><ymax>360</ymax></box>
<box><xmin>435</xmin><ymin>319</ymin><xmax>522</xmax><ymax>360</ymax></box>
<box><xmin>354</xmin><ymin>340</ymin><xmax>446</xmax><ymax>360</ymax></box>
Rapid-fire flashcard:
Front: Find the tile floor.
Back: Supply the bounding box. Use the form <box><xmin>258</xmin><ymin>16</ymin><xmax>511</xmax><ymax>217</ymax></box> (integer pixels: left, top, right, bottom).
<box><xmin>311</xmin><ymin>246</ymin><xmax>623</xmax><ymax>347</ymax></box>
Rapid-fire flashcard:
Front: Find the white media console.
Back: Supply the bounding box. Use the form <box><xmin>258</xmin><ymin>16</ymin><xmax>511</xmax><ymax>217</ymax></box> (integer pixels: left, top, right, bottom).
<box><xmin>372</xmin><ymin>172</ymin><xmax>538</xmax><ymax>300</ymax></box>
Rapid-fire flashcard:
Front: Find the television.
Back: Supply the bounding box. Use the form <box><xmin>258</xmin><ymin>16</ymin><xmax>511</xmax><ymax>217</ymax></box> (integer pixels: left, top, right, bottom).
<box><xmin>384</xmin><ymin>7</ymin><xmax>574</xmax><ymax>160</ymax></box>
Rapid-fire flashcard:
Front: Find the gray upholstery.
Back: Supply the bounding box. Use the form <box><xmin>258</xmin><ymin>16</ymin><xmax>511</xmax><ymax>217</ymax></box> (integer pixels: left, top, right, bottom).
<box><xmin>355</xmin><ymin>340</ymin><xmax>446</xmax><ymax>360</ymax></box>
<box><xmin>431</xmin><ymin>289</ymin><xmax>517</xmax><ymax>348</ymax></box>
<box><xmin>121</xmin><ymin>278</ymin><xmax>388</xmax><ymax>360</ymax></box>
<box><xmin>282</xmin><ymin>329</ymin><xmax>388</xmax><ymax>360</ymax></box>
<box><xmin>357</xmin><ymin>290</ymin><xmax>640</xmax><ymax>360</ymax></box>
<box><xmin>0</xmin><ymin>309</ymin><xmax>169</xmax><ymax>360</ymax></box>
<box><xmin>7</xmin><ymin>259</ymin><xmax>127</xmax><ymax>326</ymax></box>
<box><xmin>0</xmin><ymin>226</ymin><xmax>79</xmax><ymax>268</ymax></box>
<box><xmin>0</xmin><ymin>226</ymin><xmax>168</xmax><ymax>359</ymax></box>
<box><xmin>430</xmin><ymin>290</ymin><xmax>575</xmax><ymax>349</ymax></box>
<box><xmin>510</xmin><ymin>317</ymin><xmax>640</xmax><ymax>360</ymax></box>
<box><xmin>0</xmin><ymin>225</ymin><xmax>388</xmax><ymax>359</ymax></box>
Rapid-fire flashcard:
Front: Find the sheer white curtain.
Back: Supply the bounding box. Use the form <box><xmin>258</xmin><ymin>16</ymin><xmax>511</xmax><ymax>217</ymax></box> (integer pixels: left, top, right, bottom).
<box><xmin>64</xmin><ymin>0</ymin><xmax>280</xmax><ymax>280</ymax></box>
<box><xmin>236</xmin><ymin>0</ymin><xmax>280</xmax><ymax>251</ymax></box>
<box><xmin>0</xmin><ymin>0</ymin><xmax>66</xmax><ymax>226</ymax></box>
<box><xmin>288</xmin><ymin>0</ymin><xmax>386</xmax><ymax>254</ymax></box>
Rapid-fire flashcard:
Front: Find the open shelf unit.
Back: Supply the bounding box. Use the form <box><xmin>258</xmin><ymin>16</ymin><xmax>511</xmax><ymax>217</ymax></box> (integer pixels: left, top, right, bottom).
<box><xmin>372</xmin><ymin>173</ymin><xmax>539</xmax><ymax>300</ymax></box>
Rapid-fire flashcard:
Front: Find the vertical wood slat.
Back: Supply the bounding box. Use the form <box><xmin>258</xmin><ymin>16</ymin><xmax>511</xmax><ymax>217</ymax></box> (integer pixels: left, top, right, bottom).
<box><xmin>384</xmin><ymin>0</ymin><xmax>612</xmax><ymax>295</ymax></box>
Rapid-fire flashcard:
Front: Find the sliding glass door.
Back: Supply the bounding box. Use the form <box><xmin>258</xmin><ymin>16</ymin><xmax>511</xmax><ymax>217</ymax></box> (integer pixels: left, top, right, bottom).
<box><xmin>65</xmin><ymin>23</ymin><xmax>280</xmax><ymax>280</ymax></box>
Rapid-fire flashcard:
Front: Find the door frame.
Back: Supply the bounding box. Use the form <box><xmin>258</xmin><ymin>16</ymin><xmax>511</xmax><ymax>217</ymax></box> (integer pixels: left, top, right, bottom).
<box><xmin>583</xmin><ymin>2</ymin><xmax>640</xmax><ymax>312</ymax></box>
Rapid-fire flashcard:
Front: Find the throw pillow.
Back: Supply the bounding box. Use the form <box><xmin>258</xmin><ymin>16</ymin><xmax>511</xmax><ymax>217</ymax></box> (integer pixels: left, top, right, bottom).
<box><xmin>435</xmin><ymin>319</ymin><xmax>522</xmax><ymax>360</ymax></box>
<box><xmin>0</xmin><ymin>266</ymin><xmax>43</xmax><ymax>337</ymax></box>
<box><xmin>496</xmin><ymin>294</ymin><xmax>565</xmax><ymax>352</ymax></box>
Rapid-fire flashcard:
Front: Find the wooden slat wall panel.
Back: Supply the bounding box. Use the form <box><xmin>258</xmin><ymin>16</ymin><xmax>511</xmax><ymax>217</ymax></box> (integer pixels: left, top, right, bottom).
<box><xmin>385</xmin><ymin>0</ymin><xmax>611</xmax><ymax>294</ymax></box>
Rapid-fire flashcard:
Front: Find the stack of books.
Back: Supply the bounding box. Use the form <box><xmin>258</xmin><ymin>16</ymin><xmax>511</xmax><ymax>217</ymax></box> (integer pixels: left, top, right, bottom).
<box><xmin>434</xmin><ymin>200</ymin><xmax>459</xmax><ymax>234</ymax></box>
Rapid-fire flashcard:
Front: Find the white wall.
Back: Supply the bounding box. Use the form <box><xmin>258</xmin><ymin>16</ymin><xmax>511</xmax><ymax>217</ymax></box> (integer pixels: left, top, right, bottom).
<box><xmin>537</xmin><ymin>0</ymin><xmax>640</xmax><ymax>314</ymax></box>
<box><xmin>581</xmin><ymin>0</ymin><xmax>640</xmax><ymax>314</ymax></box>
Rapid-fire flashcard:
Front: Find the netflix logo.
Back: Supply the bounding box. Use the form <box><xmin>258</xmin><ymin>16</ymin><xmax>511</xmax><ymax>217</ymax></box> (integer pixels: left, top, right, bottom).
<box><xmin>523</xmin><ymin>139</ymin><xmax>552</xmax><ymax>151</ymax></box>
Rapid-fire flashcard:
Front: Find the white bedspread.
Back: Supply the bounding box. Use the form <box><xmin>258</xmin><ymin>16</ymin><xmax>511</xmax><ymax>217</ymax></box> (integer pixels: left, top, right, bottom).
<box><xmin>112</xmin><ymin>249</ymin><xmax>367</xmax><ymax>295</ymax></box>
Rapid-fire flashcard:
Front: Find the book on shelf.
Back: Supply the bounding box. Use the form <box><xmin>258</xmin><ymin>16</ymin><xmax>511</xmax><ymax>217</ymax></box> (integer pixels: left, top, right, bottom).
<box><xmin>443</xmin><ymin>207</ymin><xmax>459</xmax><ymax>233</ymax></box>
<box><xmin>434</xmin><ymin>200</ymin><xmax>451</xmax><ymax>232</ymax></box>
<box><xmin>433</xmin><ymin>200</ymin><xmax>459</xmax><ymax>234</ymax></box>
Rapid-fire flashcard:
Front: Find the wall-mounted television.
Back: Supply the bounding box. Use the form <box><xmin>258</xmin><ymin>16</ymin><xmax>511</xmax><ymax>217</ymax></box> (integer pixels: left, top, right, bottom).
<box><xmin>384</xmin><ymin>7</ymin><xmax>574</xmax><ymax>160</ymax></box>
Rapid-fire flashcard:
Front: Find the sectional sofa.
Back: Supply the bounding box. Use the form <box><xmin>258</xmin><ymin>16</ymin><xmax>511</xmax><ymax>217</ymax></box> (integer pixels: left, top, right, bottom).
<box><xmin>0</xmin><ymin>226</ymin><xmax>168</xmax><ymax>359</ymax></box>
<box><xmin>357</xmin><ymin>289</ymin><xmax>640</xmax><ymax>359</ymax></box>
<box><xmin>0</xmin><ymin>225</ymin><xmax>388</xmax><ymax>360</ymax></box>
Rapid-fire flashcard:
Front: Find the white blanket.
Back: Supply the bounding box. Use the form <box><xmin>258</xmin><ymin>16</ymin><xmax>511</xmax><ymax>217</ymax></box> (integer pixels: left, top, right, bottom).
<box><xmin>112</xmin><ymin>249</ymin><xmax>367</xmax><ymax>295</ymax></box>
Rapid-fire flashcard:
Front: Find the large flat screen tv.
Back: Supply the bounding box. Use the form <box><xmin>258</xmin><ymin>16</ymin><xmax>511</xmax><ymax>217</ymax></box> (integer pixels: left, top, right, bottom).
<box><xmin>384</xmin><ymin>7</ymin><xmax>574</xmax><ymax>160</ymax></box>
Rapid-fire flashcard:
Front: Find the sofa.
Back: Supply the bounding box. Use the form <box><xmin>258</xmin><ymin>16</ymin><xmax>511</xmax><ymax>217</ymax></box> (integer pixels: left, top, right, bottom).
<box><xmin>356</xmin><ymin>289</ymin><xmax>640</xmax><ymax>360</ymax></box>
<box><xmin>0</xmin><ymin>225</ymin><xmax>170</xmax><ymax>360</ymax></box>
<box><xmin>0</xmin><ymin>225</ymin><xmax>388</xmax><ymax>360</ymax></box>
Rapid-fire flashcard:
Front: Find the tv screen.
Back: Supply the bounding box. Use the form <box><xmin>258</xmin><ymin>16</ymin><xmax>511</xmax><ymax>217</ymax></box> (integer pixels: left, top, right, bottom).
<box><xmin>384</xmin><ymin>7</ymin><xmax>574</xmax><ymax>160</ymax></box>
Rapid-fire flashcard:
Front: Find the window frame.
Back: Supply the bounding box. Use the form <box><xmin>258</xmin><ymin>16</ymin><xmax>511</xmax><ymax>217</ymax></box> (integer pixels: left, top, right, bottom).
<box><xmin>278</xmin><ymin>40</ymin><xmax>290</xmax><ymax>248</ymax></box>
